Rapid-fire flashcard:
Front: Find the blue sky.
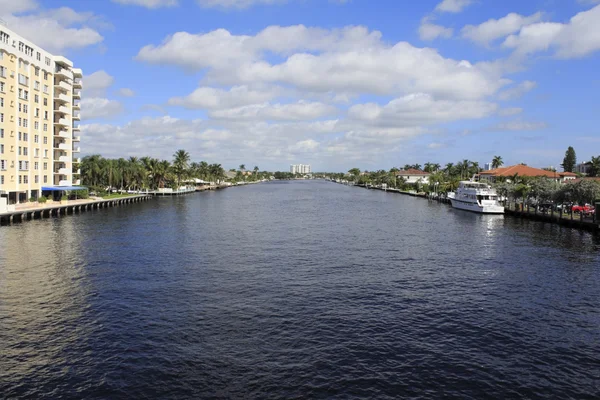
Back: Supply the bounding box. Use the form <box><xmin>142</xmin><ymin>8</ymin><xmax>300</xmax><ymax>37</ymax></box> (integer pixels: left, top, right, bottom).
<box><xmin>3</xmin><ymin>0</ymin><xmax>599</xmax><ymax>171</ymax></box>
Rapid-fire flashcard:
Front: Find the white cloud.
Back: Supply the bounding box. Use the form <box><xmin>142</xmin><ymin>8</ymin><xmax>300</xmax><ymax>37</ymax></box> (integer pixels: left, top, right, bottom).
<box><xmin>111</xmin><ymin>0</ymin><xmax>178</xmax><ymax>8</ymax></box>
<box><xmin>419</xmin><ymin>18</ymin><xmax>453</xmax><ymax>41</ymax></box>
<box><xmin>209</xmin><ymin>101</ymin><xmax>338</xmax><ymax>121</ymax></box>
<box><xmin>434</xmin><ymin>0</ymin><xmax>473</xmax><ymax>13</ymax></box>
<box><xmin>503</xmin><ymin>5</ymin><xmax>600</xmax><ymax>58</ymax></box>
<box><xmin>348</xmin><ymin>93</ymin><xmax>497</xmax><ymax>127</ymax></box>
<box><xmin>85</xmin><ymin>71</ymin><xmax>115</xmax><ymax>97</ymax></box>
<box><xmin>168</xmin><ymin>85</ymin><xmax>280</xmax><ymax>109</ymax></box>
<box><xmin>138</xmin><ymin>25</ymin><xmax>505</xmax><ymax>100</ymax></box>
<box><xmin>462</xmin><ymin>12</ymin><xmax>543</xmax><ymax>46</ymax></box>
<box><xmin>498</xmin><ymin>107</ymin><xmax>523</xmax><ymax>116</ymax></box>
<box><xmin>497</xmin><ymin>80</ymin><xmax>537</xmax><ymax>101</ymax></box>
<box><xmin>489</xmin><ymin>120</ymin><xmax>548</xmax><ymax>131</ymax></box>
<box><xmin>0</xmin><ymin>0</ymin><xmax>38</xmax><ymax>14</ymax></box>
<box><xmin>196</xmin><ymin>0</ymin><xmax>285</xmax><ymax>9</ymax></box>
<box><xmin>81</xmin><ymin>98</ymin><xmax>124</xmax><ymax>120</ymax></box>
<box><xmin>0</xmin><ymin>6</ymin><xmax>105</xmax><ymax>53</ymax></box>
<box><xmin>117</xmin><ymin>88</ymin><xmax>136</xmax><ymax>97</ymax></box>
<box><xmin>428</xmin><ymin>142</ymin><xmax>448</xmax><ymax>149</ymax></box>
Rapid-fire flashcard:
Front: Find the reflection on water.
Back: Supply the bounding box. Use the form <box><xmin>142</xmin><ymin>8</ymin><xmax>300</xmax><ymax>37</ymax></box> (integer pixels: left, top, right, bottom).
<box><xmin>1</xmin><ymin>181</ymin><xmax>599</xmax><ymax>399</ymax></box>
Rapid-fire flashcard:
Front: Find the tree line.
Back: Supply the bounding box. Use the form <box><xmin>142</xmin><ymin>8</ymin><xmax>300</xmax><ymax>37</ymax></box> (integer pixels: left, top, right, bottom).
<box><xmin>80</xmin><ymin>150</ymin><xmax>229</xmax><ymax>193</ymax></box>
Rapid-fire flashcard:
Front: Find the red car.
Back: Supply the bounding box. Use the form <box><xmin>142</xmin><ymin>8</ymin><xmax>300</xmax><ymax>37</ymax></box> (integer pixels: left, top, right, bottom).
<box><xmin>572</xmin><ymin>205</ymin><xmax>594</xmax><ymax>214</ymax></box>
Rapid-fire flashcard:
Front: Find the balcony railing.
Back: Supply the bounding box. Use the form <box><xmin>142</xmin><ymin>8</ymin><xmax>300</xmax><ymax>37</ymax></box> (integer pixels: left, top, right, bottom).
<box><xmin>54</xmin><ymin>92</ymin><xmax>69</xmax><ymax>103</ymax></box>
<box><xmin>54</xmin><ymin>80</ymin><xmax>71</xmax><ymax>91</ymax></box>
<box><xmin>55</xmin><ymin>129</ymin><xmax>70</xmax><ymax>138</ymax></box>
<box><xmin>58</xmin><ymin>179</ymin><xmax>71</xmax><ymax>186</ymax></box>
<box><xmin>54</xmin><ymin>142</ymin><xmax>69</xmax><ymax>150</ymax></box>
<box><xmin>58</xmin><ymin>156</ymin><xmax>70</xmax><ymax>162</ymax></box>
<box><xmin>73</xmin><ymin>146</ymin><xmax>81</xmax><ymax>153</ymax></box>
<box><xmin>55</xmin><ymin>67</ymin><xmax>73</xmax><ymax>80</ymax></box>
<box><xmin>54</xmin><ymin>117</ymin><xmax>69</xmax><ymax>126</ymax></box>
<box><xmin>73</xmin><ymin>79</ymin><xmax>82</xmax><ymax>87</ymax></box>
<box><xmin>73</xmin><ymin>89</ymin><xmax>81</xmax><ymax>98</ymax></box>
<box><xmin>73</xmin><ymin>102</ymin><xmax>81</xmax><ymax>109</ymax></box>
<box><xmin>73</xmin><ymin>135</ymin><xmax>81</xmax><ymax>142</ymax></box>
<box><xmin>57</xmin><ymin>105</ymin><xmax>70</xmax><ymax>114</ymax></box>
<box><xmin>54</xmin><ymin>168</ymin><xmax>70</xmax><ymax>175</ymax></box>
<box><xmin>73</xmin><ymin>123</ymin><xmax>80</xmax><ymax>130</ymax></box>
<box><xmin>73</xmin><ymin>157</ymin><xmax>81</xmax><ymax>164</ymax></box>
<box><xmin>73</xmin><ymin>112</ymin><xmax>80</xmax><ymax>120</ymax></box>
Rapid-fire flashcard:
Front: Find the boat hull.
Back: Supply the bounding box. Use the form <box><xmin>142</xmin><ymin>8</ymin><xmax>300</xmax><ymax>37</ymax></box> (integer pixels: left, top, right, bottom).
<box><xmin>450</xmin><ymin>198</ymin><xmax>505</xmax><ymax>214</ymax></box>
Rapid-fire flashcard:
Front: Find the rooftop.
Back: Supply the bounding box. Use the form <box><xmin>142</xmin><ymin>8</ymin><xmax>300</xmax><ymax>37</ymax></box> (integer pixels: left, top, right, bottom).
<box><xmin>480</xmin><ymin>165</ymin><xmax>576</xmax><ymax>178</ymax></box>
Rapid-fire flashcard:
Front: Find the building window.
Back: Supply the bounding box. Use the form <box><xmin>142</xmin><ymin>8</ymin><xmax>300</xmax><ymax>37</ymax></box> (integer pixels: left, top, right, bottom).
<box><xmin>0</xmin><ymin>160</ymin><xmax>6</xmax><ymax>170</ymax></box>
<box><xmin>44</xmin><ymin>111</ymin><xmax>48</xmax><ymax>120</ymax></box>
<box><xmin>0</xmin><ymin>98</ymin><xmax>3</xmax><ymax>107</ymax></box>
<box><xmin>44</xmin><ymin>149</ymin><xmax>48</xmax><ymax>158</ymax></box>
<box><xmin>23</xmin><ymin>147</ymin><xmax>28</xmax><ymax>156</ymax></box>
<box><xmin>34</xmin><ymin>81</ymin><xmax>40</xmax><ymax>90</ymax></box>
<box><xmin>35</xmin><ymin>68</ymin><xmax>40</xmax><ymax>77</ymax></box>
<box><xmin>18</xmin><ymin>175</ymin><xmax>21</xmax><ymax>184</ymax></box>
<box><xmin>43</xmin><ymin>123</ymin><xmax>47</xmax><ymax>132</ymax></box>
<box><xmin>34</xmin><ymin>94</ymin><xmax>39</xmax><ymax>103</ymax></box>
<box><xmin>0</xmin><ymin>66</ymin><xmax>6</xmax><ymax>78</ymax></box>
<box><xmin>43</xmin><ymin>162</ymin><xmax>47</xmax><ymax>170</ymax></box>
<box><xmin>1</xmin><ymin>176</ymin><xmax>3</xmax><ymax>185</ymax></box>
<box><xmin>23</xmin><ymin>104</ymin><xmax>28</xmax><ymax>113</ymax></box>
<box><xmin>23</xmin><ymin>133</ymin><xmax>28</xmax><ymax>141</ymax></box>
<box><xmin>23</xmin><ymin>175</ymin><xmax>28</xmax><ymax>184</ymax></box>
<box><xmin>18</xmin><ymin>117</ymin><xmax>21</xmax><ymax>126</ymax></box>
<box><xmin>18</xmin><ymin>73</ymin><xmax>29</xmax><ymax>86</ymax></box>
<box><xmin>34</xmin><ymin>121</ymin><xmax>39</xmax><ymax>130</ymax></box>
<box><xmin>36</xmin><ymin>52</ymin><xmax>41</xmax><ymax>61</ymax></box>
<box><xmin>43</xmin><ymin>175</ymin><xmax>47</xmax><ymax>183</ymax></box>
<box><xmin>43</xmin><ymin>85</ymin><xmax>48</xmax><ymax>94</ymax></box>
<box><xmin>34</xmin><ymin>161</ymin><xmax>38</xmax><ymax>170</ymax></box>
<box><xmin>18</xmin><ymin>161</ymin><xmax>29</xmax><ymax>171</ymax></box>
<box><xmin>0</xmin><ymin>128</ymin><xmax>3</xmax><ymax>138</ymax></box>
<box><xmin>0</xmin><ymin>82</ymin><xmax>4</xmax><ymax>92</ymax></box>
<box><xmin>23</xmin><ymin>119</ymin><xmax>28</xmax><ymax>128</ymax></box>
<box><xmin>43</xmin><ymin>98</ymin><xmax>47</xmax><ymax>106</ymax></box>
<box><xmin>45</xmin><ymin>57</ymin><xmax>51</xmax><ymax>67</ymax></box>
<box><xmin>35</xmin><ymin>148</ymin><xmax>39</xmax><ymax>157</ymax></box>
<box><xmin>43</xmin><ymin>136</ymin><xmax>47</xmax><ymax>144</ymax></box>
<box><xmin>0</xmin><ymin>113</ymin><xmax>3</xmax><ymax>122</ymax></box>
<box><xmin>18</xmin><ymin>146</ymin><xmax>21</xmax><ymax>155</ymax></box>
<box><xmin>0</xmin><ymin>144</ymin><xmax>3</xmax><ymax>154</ymax></box>
<box><xmin>34</xmin><ymin>134</ymin><xmax>39</xmax><ymax>143</ymax></box>
<box><xmin>35</xmin><ymin>175</ymin><xmax>38</xmax><ymax>183</ymax></box>
<box><xmin>35</xmin><ymin>108</ymin><xmax>39</xmax><ymax>117</ymax></box>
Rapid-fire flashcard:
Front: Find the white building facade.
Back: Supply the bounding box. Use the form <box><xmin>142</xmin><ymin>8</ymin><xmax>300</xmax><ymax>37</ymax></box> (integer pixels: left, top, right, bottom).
<box><xmin>290</xmin><ymin>164</ymin><xmax>311</xmax><ymax>174</ymax></box>
<box><xmin>0</xmin><ymin>23</ymin><xmax>82</xmax><ymax>204</ymax></box>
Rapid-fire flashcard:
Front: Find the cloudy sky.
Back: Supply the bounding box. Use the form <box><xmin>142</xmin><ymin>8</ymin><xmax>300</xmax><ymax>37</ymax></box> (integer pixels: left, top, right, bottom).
<box><xmin>3</xmin><ymin>0</ymin><xmax>599</xmax><ymax>171</ymax></box>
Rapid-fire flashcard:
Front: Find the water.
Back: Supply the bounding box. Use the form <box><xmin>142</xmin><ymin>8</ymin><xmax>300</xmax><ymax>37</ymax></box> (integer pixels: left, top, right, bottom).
<box><xmin>1</xmin><ymin>180</ymin><xmax>599</xmax><ymax>399</ymax></box>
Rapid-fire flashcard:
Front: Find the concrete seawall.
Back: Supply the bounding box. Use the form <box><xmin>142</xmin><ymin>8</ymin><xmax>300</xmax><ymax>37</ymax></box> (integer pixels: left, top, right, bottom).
<box><xmin>0</xmin><ymin>195</ymin><xmax>153</xmax><ymax>226</ymax></box>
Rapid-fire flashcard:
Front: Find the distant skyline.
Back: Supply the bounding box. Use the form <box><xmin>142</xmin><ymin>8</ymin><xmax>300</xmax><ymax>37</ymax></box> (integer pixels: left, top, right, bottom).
<box><xmin>3</xmin><ymin>0</ymin><xmax>599</xmax><ymax>171</ymax></box>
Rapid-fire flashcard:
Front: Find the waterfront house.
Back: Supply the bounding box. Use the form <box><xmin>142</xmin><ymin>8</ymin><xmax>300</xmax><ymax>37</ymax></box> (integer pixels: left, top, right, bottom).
<box><xmin>479</xmin><ymin>165</ymin><xmax>577</xmax><ymax>183</ymax></box>
<box><xmin>396</xmin><ymin>169</ymin><xmax>430</xmax><ymax>184</ymax></box>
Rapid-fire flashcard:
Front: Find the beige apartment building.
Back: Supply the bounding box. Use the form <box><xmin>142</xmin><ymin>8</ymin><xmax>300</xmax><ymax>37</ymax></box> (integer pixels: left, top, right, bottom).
<box><xmin>0</xmin><ymin>23</ymin><xmax>82</xmax><ymax>204</ymax></box>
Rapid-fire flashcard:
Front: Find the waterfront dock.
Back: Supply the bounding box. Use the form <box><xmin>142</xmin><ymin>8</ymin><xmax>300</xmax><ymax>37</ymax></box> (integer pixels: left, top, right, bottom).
<box><xmin>0</xmin><ymin>195</ymin><xmax>153</xmax><ymax>226</ymax></box>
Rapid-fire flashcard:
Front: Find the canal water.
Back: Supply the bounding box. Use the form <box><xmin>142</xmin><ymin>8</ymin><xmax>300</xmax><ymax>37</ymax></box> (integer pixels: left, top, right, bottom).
<box><xmin>1</xmin><ymin>180</ymin><xmax>599</xmax><ymax>399</ymax></box>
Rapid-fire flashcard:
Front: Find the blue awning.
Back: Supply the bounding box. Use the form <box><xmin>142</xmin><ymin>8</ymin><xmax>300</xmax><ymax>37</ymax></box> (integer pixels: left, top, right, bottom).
<box><xmin>41</xmin><ymin>186</ymin><xmax>88</xmax><ymax>191</ymax></box>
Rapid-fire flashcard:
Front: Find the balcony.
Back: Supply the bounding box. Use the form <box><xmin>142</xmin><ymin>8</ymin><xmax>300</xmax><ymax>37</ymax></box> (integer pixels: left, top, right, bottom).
<box><xmin>73</xmin><ymin>135</ymin><xmax>81</xmax><ymax>142</ymax></box>
<box><xmin>54</xmin><ymin>142</ymin><xmax>69</xmax><ymax>150</ymax></box>
<box><xmin>55</xmin><ymin>129</ymin><xmax>70</xmax><ymax>138</ymax></box>
<box><xmin>54</xmin><ymin>117</ymin><xmax>69</xmax><ymax>127</ymax></box>
<box><xmin>55</xmin><ymin>67</ymin><xmax>73</xmax><ymax>80</ymax></box>
<box><xmin>54</xmin><ymin>80</ymin><xmax>71</xmax><ymax>92</ymax></box>
<box><xmin>73</xmin><ymin>102</ymin><xmax>80</xmax><ymax>110</ymax></box>
<box><xmin>58</xmin><ymin>156</ymin><xmax>70</xmax><ymax>162</ymax></box>
<box><xmin>73</xmin><ymin>89</ymin><xmax>81</xmax><ymax>99</ymax></box>
<box><xmin>73</xmin><ymin>112</ymin><xmax>80</xmax><ymax>120</ymax></box>
<box><xmin>57</xmin><ymin>107</ymin><xmax>71</xmax><ymax>116</ymax></box>
<box><xmin>73</xmin><ymin>168</ymin><xmax>81</xmax><ymax>175</ymax></box>
<box><xmin>73</xmin><ymin>146</ymin><xmax>81</xmax><ymax>153</ymax></box>
<box><xmin>73</xmin><ymin>157</ymin><xmax>81</xmax><ymax>164</ymax></box>
<box><xmin>54</xmin><ymin>92</ymin><xmax>69</xmax><ymax>103</ymax></box>
<box><xmin>73</xmin><ymin>124</ymin><xmax>80</xmax><ymax>131</ymax></box>
<box><xmin>58</xmin><ymin>180</ymin><xmax>71</xmax><ymax>186</ymax></box>
<box><xmin>73</xmin><ymin>79</ymin><xmax>82</xmax><ymax>88</ymax></box>
<box><xmin>73</xmin><ymin>179</ymin><xmax>81</xmax><ymax>185</ymax></box>
<box><xmin>54</xmin><ymin>168</ymin><xmax>70</xmax><ymax>175</ymax></box>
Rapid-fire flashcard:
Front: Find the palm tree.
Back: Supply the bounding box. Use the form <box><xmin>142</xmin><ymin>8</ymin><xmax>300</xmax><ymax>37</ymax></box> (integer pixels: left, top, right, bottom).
<box><xmin>459</xmin><ymin>159</ymin><xmax>470</xmax><ymax>180</ymax></box>
<box><xmin>424</xmin><ymin>162</ymin><xmax>434</xmax><ymax>173</ymax></box>
<box><xmin>239</xmin><ymin>164</ymin><xmax>246</xmax><ymax>172</ymax></box>
<box><xmin>253</xmin><ymin>166</ymin><xmax>259</xmax><ymax>175</ymax></box>
<box><xmin>492</xmin><ymin>155</ymin><xmax>503</xmax><ymax>170</ymax></box>
<box><xmin>173</xmin><ymin>149</ymin><xmax>190</xmax><ymax>188</ymax></box>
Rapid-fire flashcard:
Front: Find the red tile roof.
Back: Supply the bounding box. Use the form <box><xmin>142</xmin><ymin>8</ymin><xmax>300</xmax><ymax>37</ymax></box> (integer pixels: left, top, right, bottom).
<box><xmin>480</xmin><ymin>165</ymin><xmax>574</xmax><ymax>178</ymax></box>
<box><xmin>396</xmin><ymin>168</ymin><xmax>430</xmax><ymax>175</ymax></box>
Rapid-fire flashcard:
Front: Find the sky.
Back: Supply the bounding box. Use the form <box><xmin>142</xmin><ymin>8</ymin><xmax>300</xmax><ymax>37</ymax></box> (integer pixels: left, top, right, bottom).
<box><xmin>2</xmin><ymin>0</ymin><xmax>599</xmax><ymax>172</ymax></box>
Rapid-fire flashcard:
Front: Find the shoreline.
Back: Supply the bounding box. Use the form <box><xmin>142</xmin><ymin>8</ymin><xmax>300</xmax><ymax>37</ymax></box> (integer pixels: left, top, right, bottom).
<box><xmin>331</xmin><ymin>179</ymin><xmax>600</xmax><ymax>234</ymax></box>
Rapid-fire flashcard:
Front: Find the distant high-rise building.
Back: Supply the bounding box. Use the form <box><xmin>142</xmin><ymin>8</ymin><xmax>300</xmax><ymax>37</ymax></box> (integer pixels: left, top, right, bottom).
<box><xmin>484</xmin><ymin>162</ymin><xmax>493</xmax><ymax>171</ymax></box>
<box><xmin>290</xmin><ymin>164</ymin><xmax>311</xmax><ymax>174</ymax></box>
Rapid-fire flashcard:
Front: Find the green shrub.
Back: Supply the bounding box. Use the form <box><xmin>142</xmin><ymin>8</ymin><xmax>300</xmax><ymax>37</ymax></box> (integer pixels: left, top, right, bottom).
<box><xmin>29</xmin><ymin>197</ymin><xmax>37</xmax><ymax>202</ymax></box>
<box><xmin>61</xmin><ymin>195</ymin><xmax>68</xmax><ymax>201</ymax></box>
<box><xmin>38</xmin><ymin>196</ymin><xmax>47</xmax><ymax>203</ymax></box>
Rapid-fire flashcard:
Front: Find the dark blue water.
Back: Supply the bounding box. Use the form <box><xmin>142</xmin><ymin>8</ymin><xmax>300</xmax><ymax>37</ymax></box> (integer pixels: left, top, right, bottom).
<box><xmin>1</xmin><ymin>180</ymin><xmax>599</xmax><ymax>399</ymax></box>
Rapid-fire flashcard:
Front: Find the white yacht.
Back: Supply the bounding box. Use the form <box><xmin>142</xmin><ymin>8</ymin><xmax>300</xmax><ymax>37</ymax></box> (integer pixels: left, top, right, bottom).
<box><xmin>448</xmin><ymin>181</ymin><xmax>504</xmax><ymax>214</ymax></box>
